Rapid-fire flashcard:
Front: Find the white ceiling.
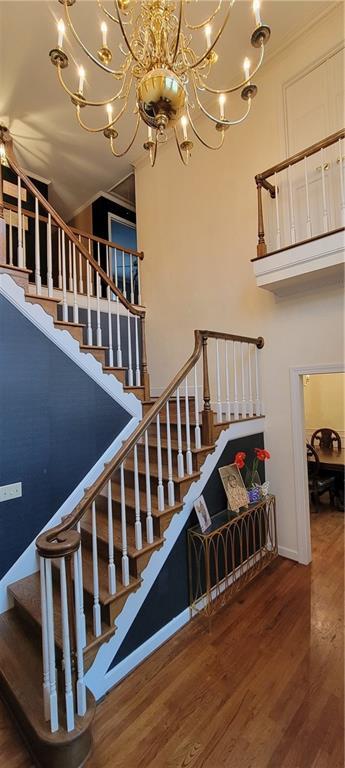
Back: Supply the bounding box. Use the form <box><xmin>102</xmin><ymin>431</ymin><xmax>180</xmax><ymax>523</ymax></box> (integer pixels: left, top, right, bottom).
<box><xmin>0</xmin><ymin>0</ymin><xmax>334</xmax><ymax>217</ymax></box>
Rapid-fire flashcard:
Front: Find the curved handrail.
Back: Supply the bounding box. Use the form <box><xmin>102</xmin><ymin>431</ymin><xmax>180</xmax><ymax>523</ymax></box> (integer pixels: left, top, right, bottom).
<box><xmin>2</xmin><ymin>133</ymin><xmax>144</xmax><ymax>319</ymax></box>
<box><xmin>36</xmin><ymin>328</ymin><xmax>264</xmax><ymax>558</ymax></box>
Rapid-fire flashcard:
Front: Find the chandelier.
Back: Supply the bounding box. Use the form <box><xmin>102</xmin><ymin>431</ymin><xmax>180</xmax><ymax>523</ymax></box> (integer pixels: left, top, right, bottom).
<box><xmin>50</xmin><ymin>0</ymin><xmax>270</xmax><ymax>166</ymax></box>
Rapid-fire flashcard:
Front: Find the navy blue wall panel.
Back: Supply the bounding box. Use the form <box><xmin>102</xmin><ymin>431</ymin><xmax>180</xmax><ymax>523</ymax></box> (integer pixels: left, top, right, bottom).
<box><xmin>0</xmin><ymin>295</ymin><xmax>130</xmax><ymax>579</ymax></box>
<box><xmin>109</xmin><ymin>432</ymin><xmax>265</xmax><ymax>669</ymax></box>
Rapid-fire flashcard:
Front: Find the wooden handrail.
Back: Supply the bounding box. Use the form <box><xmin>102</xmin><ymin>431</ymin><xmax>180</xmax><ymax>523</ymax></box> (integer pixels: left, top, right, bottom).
<box><xmin>2</xmin><ymin>134</ymin><xmax>145</xmax><ymax>319</ymax></box>
<box><xmin>36</xmin><ymin>328</ymin><xmax>264</xmax><ymax>558</ymax></box>
<box><xmin>3</xmin><ymin>200</ymin><xmax>144</xmax><ymax>261</ymax></box>
<box><xmin>256</xmin><ymin>129</ymin><xmax>345</xmax><ymax>182</ymax></box>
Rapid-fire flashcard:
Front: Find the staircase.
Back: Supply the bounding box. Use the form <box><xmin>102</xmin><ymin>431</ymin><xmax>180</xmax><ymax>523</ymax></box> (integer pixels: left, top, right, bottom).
<box><xmin>0</xmin><ymin>128</ymin><xmax>265</xmax><ymax>768</ymax></box>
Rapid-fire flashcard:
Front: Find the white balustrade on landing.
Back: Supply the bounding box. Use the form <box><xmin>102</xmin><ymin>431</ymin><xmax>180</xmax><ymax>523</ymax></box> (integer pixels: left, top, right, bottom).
<box><xmin>338</xmin><ymin>138</ymin><xmax>345</xmax><ymax>226</ymax></box>
<box><xmin>106</xmin><ymin>247</ymin><xmax>114</xmax><ymax>367</ymax></box>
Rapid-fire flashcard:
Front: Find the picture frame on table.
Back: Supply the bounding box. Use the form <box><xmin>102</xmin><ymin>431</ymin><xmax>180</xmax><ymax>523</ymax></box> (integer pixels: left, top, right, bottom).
<box><xmin>194</xmin><ymin>495</ymin><xmax>212</xmax><ymax>533</ymax></box>
<box><xmin>218</xmin><ymin>463</ymin><xmax>248</xmax><ymax>513</ymax></box>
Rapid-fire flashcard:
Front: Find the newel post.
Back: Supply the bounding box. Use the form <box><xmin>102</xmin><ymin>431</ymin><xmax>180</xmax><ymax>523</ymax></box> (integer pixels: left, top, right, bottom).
<box><xmin>201</xmin><ymin>334</ymin><xmax>215</xmax><ymax>445</ymax></box>
<box><xmin>140</xmin><ymin>314</ymin><xmax>150</xmax><ymax>399</ymax></box>
<box><xmin>255</xmin><ymin>175</ymin><xmax>267</xmax><ymax>258</ymax></box>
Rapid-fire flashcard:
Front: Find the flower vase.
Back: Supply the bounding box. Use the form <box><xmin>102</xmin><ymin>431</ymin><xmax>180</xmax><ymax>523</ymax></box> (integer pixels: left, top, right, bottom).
<box><xmin>245</xmin><ymin>469</ymin><xmax>261</xmax><ymax>504</ymax></box>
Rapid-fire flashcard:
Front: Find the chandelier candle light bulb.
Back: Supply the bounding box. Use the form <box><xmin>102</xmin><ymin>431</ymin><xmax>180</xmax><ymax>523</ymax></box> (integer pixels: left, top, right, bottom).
<box><xmin>78</xmin><ymin>66</ymin><xmax>85</xmax><ymax>95</ymax></box>
<box><xmin>106</xmin><ymin>103</ymin><xmax>113</xmax><ymax>122</ymax></box>
<box><xmin>101</xmin><ymin>22</ymin><xmax>108</xmax><ymax>48</ymax></box>
<box><xmin>219</xmin><ymin>93</ymin><xmax>226</xmax><ymax>121</ymax></box>
<box><xmin>253</xmin><ymin>0</ymin><xmax>261</xmax><ymax>27</ymax></box>
<box><xmin>205</xmin><ymin>24</ymin><xmax>212</xmax><ymax>49</ymax></box>
<box><xmin>181</xmin><ymin>115</ymin><xmax>188</xmax><ymax>141</ymax></box>
<box><xmin>243</xmin><ymin>57</ymin><xmax>251</xmax><ymax>83</ymax></box>
<box><xmin>57</xmin><ymin>19</ymin><xmax>65</xmax><ymax>49</ymax></box>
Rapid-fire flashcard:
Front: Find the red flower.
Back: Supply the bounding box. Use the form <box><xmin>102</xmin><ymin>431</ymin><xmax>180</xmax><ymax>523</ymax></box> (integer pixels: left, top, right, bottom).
<box><xmin>255</xmin><ymin>448</ymin><xmax>270</xmax><ymax>461</ymax></box>
<box><xmin>235</xmin><ymin>451</ymin><xmax>246</xmax><ymax>469</ymax></box>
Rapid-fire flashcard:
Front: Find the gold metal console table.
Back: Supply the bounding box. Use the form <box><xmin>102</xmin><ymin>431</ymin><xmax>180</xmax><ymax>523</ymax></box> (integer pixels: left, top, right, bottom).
<box><xmin>188</xmin><ymin>495</ymin><xmax>277</xmax><ymax>619</ymax></box>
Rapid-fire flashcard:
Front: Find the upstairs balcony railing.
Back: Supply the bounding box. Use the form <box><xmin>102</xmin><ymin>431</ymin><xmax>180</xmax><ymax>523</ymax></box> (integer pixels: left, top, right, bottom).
<box><xmin>254</xmin><ymin>129</ymin><xmax>345</xmax><ymax>259</ymax></box>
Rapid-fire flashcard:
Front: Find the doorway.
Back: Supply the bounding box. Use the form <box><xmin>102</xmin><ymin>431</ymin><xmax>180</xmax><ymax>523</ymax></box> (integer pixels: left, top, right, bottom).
<box><xmin>290</xmin><ymin>364</ymin><xmax>345</xmax><ymax>565</ymax></box>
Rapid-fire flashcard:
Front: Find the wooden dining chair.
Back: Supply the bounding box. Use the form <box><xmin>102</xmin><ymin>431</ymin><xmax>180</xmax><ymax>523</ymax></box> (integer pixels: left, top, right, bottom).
<box><xmin>306</xmin><ymin>442</ymin><xmax>336</xmax><ymax>512</ymax></box>
<box><xmin>311</xmin><ymin>428</ymin><xmax>342</xmax><ymax>452</ymax></box>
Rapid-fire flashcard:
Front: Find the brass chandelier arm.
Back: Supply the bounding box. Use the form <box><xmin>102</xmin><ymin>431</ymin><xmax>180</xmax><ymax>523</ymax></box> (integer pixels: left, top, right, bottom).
<box><xmin>57</xmin><ymin>63</ymin><xmax>129</xmax><ymax>108</ymax></box>
<box><xmin>63</xmin><ymin>0</ymin><xmax>124</xmax><ymax>76</ymax></box>
<box><xmin>198</xmin><ymin>43</ymin><xmax>265</xmax><ymax>95</ymax></box>
<box><xmin>97</xmin><ymin>0</ymin><xmax>119</xmax><ymax>25</ymax></box>
<box><xmin>149</xmin><ymin>134</ymin><xmax>158</xmax><ymax>168</ymax></box>
<box><xmin>187</xmin><ymin>0</ymin><xmax>232</xmax><ymax>71</ymax></box>
<box><xmin>170</xmin><ymin>0</ymin><xmax>183</xmax><ymax>66</ymax></box>
<box><xmin>114</xmin><ymin>0</ymin><xmax>141</xmax><ymax>64</ymax></box>
<box><xmin>186</xmin><ymin>107</ymin><xmax>225</xmax><ymax>150</ymax></box>
<box><xmin>109</xmin><ymin>114</ymin><xmax>140</xmax><ymax>157</ymax></box>
<box><xmin>192</xmin><ymin>77</ymin><xmax>252</xmax><ymax>127</ymax></box>
<box><xmin>76</xmin><ymin>82</ymin><xmax>132</xmax><ymax>133</ymax></box>
<box><xmin>182</xmin><ymin>0</ymin><xmax>225</xmax><ymax>31</ymax></box>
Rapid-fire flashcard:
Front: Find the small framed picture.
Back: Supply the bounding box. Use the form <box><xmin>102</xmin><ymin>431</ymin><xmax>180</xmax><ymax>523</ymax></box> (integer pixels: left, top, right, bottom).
<box><xmin>219</xmin><ymin>463</ymin><xmax>248</xmax><ymax>512</ymax></box>
<box><xmin>194</xmin><ymin>495</ymin><xmax>212</xmax><ymax>532</ymax></box>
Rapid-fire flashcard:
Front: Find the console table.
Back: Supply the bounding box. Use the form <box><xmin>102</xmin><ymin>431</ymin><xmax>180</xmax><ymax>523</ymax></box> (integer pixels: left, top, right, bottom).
<box><xmin>188</xmin><ymin>494</ymin><xmax>277</xmax><ymax>619</ymax></box>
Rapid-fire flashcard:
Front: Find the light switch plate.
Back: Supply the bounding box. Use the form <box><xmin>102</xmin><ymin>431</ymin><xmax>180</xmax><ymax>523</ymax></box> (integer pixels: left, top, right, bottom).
<box><xmin>0</xmin><ymin>482</ymin><xmax>22</xmax><ymax>503</ymax></box>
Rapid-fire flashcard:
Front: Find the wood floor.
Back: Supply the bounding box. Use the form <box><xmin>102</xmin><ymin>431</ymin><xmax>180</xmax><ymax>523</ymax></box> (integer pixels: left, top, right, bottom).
<box><xmin>1</xmin><ymin>506</ymin><xmax>343</xmax><ymax>768</ymax></box>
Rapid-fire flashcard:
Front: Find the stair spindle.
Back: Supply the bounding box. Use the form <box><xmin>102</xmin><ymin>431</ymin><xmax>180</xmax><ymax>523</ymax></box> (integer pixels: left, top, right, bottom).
<box><xmin>248</xmin><ymin>343</ymin><xmax>254</xmax><ymax>417</ymax></box>
<box><xmin>320</xmin><ymin>147</ymin><xmax>329</xmax><ymax>232</ymax></box>
<box><xmin>106</xmin><ymin>247</ymin><xmax>114</xmax><ymax>367</ymax></box>
<box><xmin>72</xmin><ymin>551</ymin><xmax>87</xmax><ymax>716</ymax></box>
<box><xmin>135</xmin><ymin>316</ymin><xmax>141</xmax><ymax>387</ymax></box>
<box><xmin>194</xmin><ymin>364</ymin><xmax>201</xmax><ymax>449</ymax></box>
<box><xmin>61</xmin><ymin>230</ymin><xmax>68</xmax><ymax>322</ymax></box>
<box><xmin>137</xmin><ymin>256</ymin><xmax>142</xmax><ymax>306</ymax></box>
<box><xmin>78</xmin><ymin>236</ymin><xmax>84</xmax><ymax>294</ymax></box>
<box><xmin>122</xmin><ymin>251</ymin><xmax>126</xmax><ymax>298</ymax></box>
<box><xmin>176</xmin><ymin>385</ymin><xmax>185</xmax><ymax>478</ymax></box>
<box><xmin>127</xmin><ymin>309</ymin><xmax>133</xmax><ymax>386</ymax></box>
<box><xmin>274</xmin><ymin>171</ymin><xmax>281</xmax><ymax>249</ymax></box>
<box><xmin>39</xmin><ymin>557</ymin><xmax>51</xmax><ymax>722</ymax></box>
<box><xmin>287</xmin><ymin>165</ymin><xmax>296</xmax><ymax>244</ymax></box>
<box><xmin>68</xmin><ymin>239</ymin><xmax>73</xmax><ymax>293</ymax></box>
<box><xmin>130</xmin><ymin>254</ymin><xmax>134</xmax><ymax>304</ymax></box>
<box><xmin>120</xmin><ymin>463</ymin><xmax>130</xmax><ymax>586</ymax></box>
<box><xmin>156</xmin><ymin>413</ymin><xmax>165</xmax><ymax>512</ymax></box>
<box><xmin>96</xmin><ymin>243</ymin><xmax>102</xmax><ymax>346</ymax></box>
<box><xmin>17</xmin><ymin>176</ymin><xmax>24</xmax><ymax>267</ymax></box>
<box><xmin>240</xmin><ymin>343</ymin><xmax>246</xmax><ymax>417</ymax></box>
<box><xmin>133</xmin><ymin>445</ymin><xmax>143</xmax><ymax>550</ymax></box>
<box><xmin>225</xmin><ymin>341</ymin><xmax>231</xmax><ymax>421</ymax></box>
<box><xmin>254</xmin><ymin>345</ymin><xmax>261</xmax><ymax>416</ymax></box>
<box><xmin>34</xmin><ymin>197</ymin><xmax>42</xmax><ymax>294</ymax></box>
<box><xmin>216</xmin><ymin>339</ymin><xmax>222</xmax><ymax>422</ymax></box>
<box><xmin>233</xmin><ymin>341</ymin><xmax>239</xmax><ymax>420</ymax></box>
<box><xmin>166</xmin><ymin>401</ymin><xmax>175</xmax><ymax>506</ymax></box>
<box><xmin>22</xmin><ymin>213</ymin><xmax>26</xmax><ymax>267</ymax></box>
<box><xmin>44</xmin><ymin>558</ymin><xmax>59</xmax><ymax>733</ymax></box>
<box><xmin>58</xmin><ymin>228</ymin><xmax>62</xmax><ymax>289</ymax></box>
<box><xmin>72</xmin><ymin>243</ymin><xmax>79</xmax><ymax>324</ymax></box>
<box><xmin>184</xmin><ymin>377</ymin><xmax>193</xmax><ymax>475</ymax></box>
<box><xmin>107</xmin><ymin>479</ymin><xmax>116</xmax><ymax>594</ymax></box>
<box><xmin>144</xmin><ymin>430</ymin><xmax>154</xmax><ymax>544</ymax></box>
<box><xmin>9</xmin><ymin>209</ymin><xmax>13</xmax><ymax>265</ymax></box>
<box><xmin>76</xmin><ymin>521</ymin><xmax>86</xmax><ymax>648</ymax></box>
<box><xmin>91</xmin><ymin>501</ymin><xmax>102</xmax><ymax>637</ymax></box>
<box><xmin>47</xmin><ymin>213</ymin><xmax>53</xmax><ymax>297</ymax></box>
<box><xmin>303</xmin><ymin>157</ymin><xmax>312</xmax><ymax>239</ymax></box>
<box><xmin>114</xmin><ymin>253</ymin><xmax>123</xmax><ymax>367</ymax></box>
<box><xmin>59</xmin><ymin>558</ymin><xmax>75</xmax><ymax>732</ymax></box>
<box><xmin>86</xmin><ymin>260</ymin><xmax>93</xmax><ymax>346</ymax></box>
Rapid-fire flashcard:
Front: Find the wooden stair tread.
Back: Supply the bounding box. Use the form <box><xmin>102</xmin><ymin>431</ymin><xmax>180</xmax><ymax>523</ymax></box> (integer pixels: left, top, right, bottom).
<box><xmin>80</xmin><ymin>345</ymin><xmax>108</xmax><ymax>352</ymax></box>
<box><xmin>146</xmin><ymin>435</ymin><xmax>214</xmax><ymax>455</ymax></box>
<box><xmin>54</xmin><ymin>320</ymin><xmax>85</xmax><ymax>329</ymax></box>
<box><xmin>103</xmin><ymin>366</ymin><xmax>127</xmax><ymax>373</ymax></box>
<box><xmin>110</xmin><ymin>483</ymin><xmax>183</xmax><ymax>518</ymax></box>
<box><xmin>25</xmin><ymin>293</ymin><xmax>61</xmax><ymax>305</ymax></box>
<box><xmin>123</xmin><ymin>455</ymin><xmax>200</xmax><ymax>485</ymax></box>
<box><xmin>82</xmin><ymin>507</ymin><xmax>164</xmax><ymax>559</ymax></box>
<box><xmin>0</xmin><ymin>609</ymin><xmax>95</xmax><ymax>743</ymax></box>
<box><xmin>2</xmin><ymin>264</ymin><xmax>32</xmax><ymax>275</ymax></box>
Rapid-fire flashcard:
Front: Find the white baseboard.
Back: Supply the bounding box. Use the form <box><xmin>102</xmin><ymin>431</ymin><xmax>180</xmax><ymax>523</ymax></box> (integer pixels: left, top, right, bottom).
<box><xmin>278</xmin><ymin>545</ymin><xmax>299</xmax><ymax>561</ymax></box>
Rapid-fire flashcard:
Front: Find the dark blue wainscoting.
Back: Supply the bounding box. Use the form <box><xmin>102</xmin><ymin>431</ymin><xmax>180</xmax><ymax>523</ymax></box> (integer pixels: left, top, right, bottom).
<box><xmin>0</xmin><ymin>294</ymin><xmax>131</xmax><ymax>579</ymax></box>
<box><xmin>109</xmin><ymin>432</ymin><xmax>265</xmax><ymax>669</ymax></box>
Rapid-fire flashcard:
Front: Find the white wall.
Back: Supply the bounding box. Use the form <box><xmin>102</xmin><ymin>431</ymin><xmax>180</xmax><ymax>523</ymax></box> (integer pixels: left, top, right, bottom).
<box><xmin>135</xmin><ymin>5</ymin><xmax>344</xmax><ymax>559</ymax></box>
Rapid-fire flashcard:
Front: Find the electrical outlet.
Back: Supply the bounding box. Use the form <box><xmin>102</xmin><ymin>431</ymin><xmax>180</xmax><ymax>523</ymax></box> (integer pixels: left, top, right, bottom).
<box><xmin>0</xmin><ymin>482</ymin><xmax>22</xmax><ymax>503</ymax></box>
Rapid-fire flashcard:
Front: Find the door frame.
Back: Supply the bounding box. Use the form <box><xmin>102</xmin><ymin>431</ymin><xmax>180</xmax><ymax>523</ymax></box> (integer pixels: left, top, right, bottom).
<box><xmin>290</xmin><ymin>362</ymin><xmax>345</xmax><ymax>565</ymax></box>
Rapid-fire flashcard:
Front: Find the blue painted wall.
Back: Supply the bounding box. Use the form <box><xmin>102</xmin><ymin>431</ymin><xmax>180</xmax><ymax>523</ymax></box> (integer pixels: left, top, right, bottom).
<box><xmin>0</xmin><ymin>294</ymin><xmax>131</xmax><ymax>579</ymax></box>
<box><xmin>109</xmin><ymin>432</ymin><xmax>265</xmax><ymax>669</ymax></box>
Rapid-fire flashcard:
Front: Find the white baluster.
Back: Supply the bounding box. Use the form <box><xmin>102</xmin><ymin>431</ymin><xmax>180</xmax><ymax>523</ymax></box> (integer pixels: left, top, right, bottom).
<box><xmin>133</xmin><ymin>445</ymin><xmax>143</xmax><ymax>550</ymax></box>
<box><xmin>287</xmin><ymin>165</ymin><xmax>296</xmax><ymax>244</ymax></box>
<box><xmin>137</xmin><ymin>257</ymin><xmax>142</xmax><ymax>306</ymax></box>
<box><xmin>107</xmin><ymin>479</ymin><xmax>116</xmax><ymax>594</ymax></box>
<box><xmin>47</xmin><ymin>213</ymin><xmax>53</xmax><ymax>297</ymax></box>
<box><xmin>254</xmin><ymin>345</ymin><xmax>261</xmax><ymax>416</ymax></box>
<box><xmin>78</xmin><ymin>237</ymin><xmax>84</xmax><ymax>294</ymax></box>
<box><xmin>58</xmin><ymin>228</ymin><xmax>62</xmax><ymax>290</ymax></box>
<box><xmin>22</xmin><ymin>214</ymin><xmax>26</xmax><ymax>267</ymax></box>
<box><xmin>114</xmin><ymin>247</ymin><xmax>118</xmax><ymax>287</ymax></box>
<box><xmin>96</xmin><ymin>243</ymin><xmax>102</xmax><ymax>346</ymax></box>
<box><xmin>76</xmin><ymin>521</ymin><xmax>86</xmax><ymax>648</ymax></box>
<box><xmin>68</xmin><ymin>240</ymin><xmax>73</xmax><ymax>292</ymax></box>
<box><xmin>233</xmin><ymin>341</ymin><xmax>239</xmax><ymax>420</ymax></box>
<box><xmin>120</xmin><ymin>463</ymin><xmax>130</xmax><ymax>586</ymax></box>
<box><xmin>320</xmin><ymin>147</ymin><xmax>329</xmax><ymax>232</ymax></box>
<box><xmin>166</xmin><ymin>401</ymin><xmax>175</xmax><ymax>506</ymax></box>
<box><xmin>225</xmin><ymin>341</ymin><xmax>231</xmax><ymax>421</ymax></box>
<box><xmin>34</xmin><ymin>197</ymin><xmax>42</xmax><ymax>294</ymax></box>
<box><xmin>176</xmin><ymin>386</ymin><xmax>185</xmax><ymax>478</ymax></box>
<box><xmin>39</xmin><ymin>557</ymin><xmax>50</xmax><ymax>721</ymax></box>
<box><xmin>45</xmin><ymin>559</ymin><xmax>58</xmax><ymax>733</ymax></box>
<box><xmin>127</xmin><ymin>310</ymin><xmax>133</xmax><ymax>386</ymax></box>
<box><xmin>114</xmin><ymin>254</ymin><xmax>122</xmax><ymax>367</ymax></box>
<box><xmin>17</xmin><ymin>176</ymin><xmax>24</xmax><ymax>267</ymax></box>
<box><xmin>134</xmin><ymin>316</ymin><xmax>141</xmax><ymax>387</ymax></box>
<box><xmin>216</xmin><ymin>339</ymin><xmax>222</xmax><ymax>422</ymax></box>
<box><xmin>194</xmin><ymin>365</ymin><xmax>201</xmax><ymax>449</ymax></box>
<box><xmin>130</xmin><ymin>254</ymin><xmax>134</xmax><ymax>304</ymax></box>
<box><xmin>122</xmin><ymin>251</ymin><xmax>126</xmax><ymax>298</ymax></box>
<box><xmin>156</xmin><ymin>413</ymin><xmax>165</xmax><ymax>512</ymax></box>
<box><xmin>73</xmin><ymin>551</ymin><xmax>87</xmax><ymax>717</ymax></box>
<box><xmin>59</xmin><ymin>558</ymin><xmax>75</xmax><ymax>732</ymax></box>
<box><xmin>106</xmin><ymin>247</ymin><xmax>114</xmax><ymax>367</ymax></box>
<box><xmin>274</xmin><ymin>172</ymin><xmax>281</xmax><ymax>249</ymax></box>
<box><xmin>88</xmin><ymin>240</ymin><xmax>94</xmax><ymax>296</ymax></box>
<box><xmin>184</xmin><ymin>377</ymin><xmax>193</xmax><ymax>475</ymax></box>
<box><xmin>61</xmin><ymin>230</ymin><xmax>68</xmax><ymax>322</ymax></box>
<box><xmin>72</xmin><ymin>244</ymin><xmax>79</xmax><ymax>324</ymax></box>
<box><xmin>248</xmin><ymin>343</ymin><xmax>254</xmax><ymax>417</ymax></box>
<box><xmin>144</xmin><ymin>430</ymin><xmax>154</xmax><ymax>544</ymax></box>
<box><xmin>338</xmin><ymin>138</ymin><xmax>345</xmax><ymax>226</ymax></box>
<box><xmin>303</xmin><ymin>156</ymin><xmax>312</xmax><ymax>239</ymax></box>
<box><xmin>91</xmin><ymin>501</ymin><xmax>102</xmax><ymax>637</ymax></box>
<box><xmin>240</xmin><ymin>343</ymin><xmax>246</xmax><ymax>417</ymax></box>
<box><xmin>86</xmin><ymin>261</ymin><xmax>93</xmax><ymax>345</ymax></box>
<box><xmin>9</xmin><ymin>210</ymin><xmax>13</xmax><ymax>265</ymax></box>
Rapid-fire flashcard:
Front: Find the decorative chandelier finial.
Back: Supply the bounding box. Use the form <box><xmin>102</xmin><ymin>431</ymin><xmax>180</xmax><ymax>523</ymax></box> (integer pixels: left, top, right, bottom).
<box><xmin>49</xmin><ymin>0</ymin><xmax>270</xmax><ymax>166</ymax></box>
